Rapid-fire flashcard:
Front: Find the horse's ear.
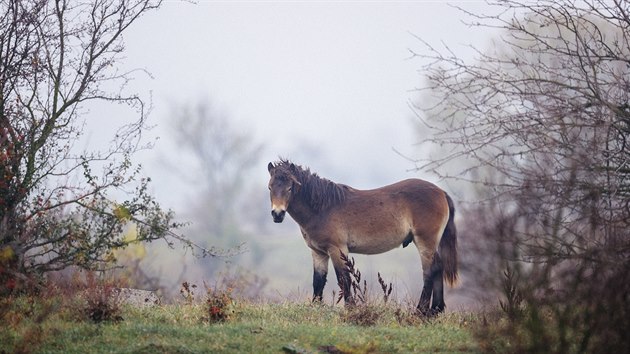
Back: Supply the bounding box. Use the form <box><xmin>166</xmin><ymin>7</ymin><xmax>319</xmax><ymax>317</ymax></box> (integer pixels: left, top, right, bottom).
<box><xmin>267</xmin><ymin>162</ymin><xmax>275</xmax><ymax>175</ymax></box>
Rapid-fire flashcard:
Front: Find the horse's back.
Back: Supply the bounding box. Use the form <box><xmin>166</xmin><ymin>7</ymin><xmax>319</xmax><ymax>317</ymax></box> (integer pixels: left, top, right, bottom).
<box><xmin>358</xmin><ymin>178</ymin><xmax>446</xmax><ymax>208</ymax></box>
<box><xmin>378</xmin><ymin>178</ymin><xmax>443</xmax><ymax>193</ymax></box>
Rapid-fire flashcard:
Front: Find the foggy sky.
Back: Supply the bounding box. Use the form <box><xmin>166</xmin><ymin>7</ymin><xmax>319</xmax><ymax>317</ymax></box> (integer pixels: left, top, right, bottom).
<box><xmin>89</xmin><ymin>0</ymin><xmax>499</xmax><ymax>300</ymax></box>
<box><xmin>112</xmin><ymin>1</ymin><xmax>495</xmax><ymax>211</ymax></box>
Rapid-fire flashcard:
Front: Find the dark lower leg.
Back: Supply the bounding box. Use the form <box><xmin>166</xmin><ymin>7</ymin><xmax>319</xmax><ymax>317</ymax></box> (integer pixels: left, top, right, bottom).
<box><xmin>312</xmin><ymin>270</ymin><xmax>327</xmax><ymax>302</ymax></box>
<box><xmin>417</xmin><ymin>276</ymin><xmax>433</xmax><ymax>315</ymax></box>
<box><xmin>431</xmin><ymin>254</ymin><xmax>445</xmax><ymax>313</ymax></box>
<box><xmin>431</xmin><ymin>273</ymin><xmax>444</xmax><ymax>313</ymax></box>
<box><xmin>334</xmin><ymin>267</ymin><xmax>355</xmax><ymax>306</ymax></box>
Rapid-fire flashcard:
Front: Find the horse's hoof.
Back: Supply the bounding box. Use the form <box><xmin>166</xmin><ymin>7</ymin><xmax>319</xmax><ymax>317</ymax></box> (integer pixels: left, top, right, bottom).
<box><xmin>416</xmin><ymin>307</ymin><xmax>440</xmax><ymax>318</ymax></box>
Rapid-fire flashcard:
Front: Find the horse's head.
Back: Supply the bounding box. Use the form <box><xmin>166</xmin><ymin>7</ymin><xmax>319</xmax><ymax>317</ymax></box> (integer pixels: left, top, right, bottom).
<box><xmin>267</xmin><ymin>162</ymin><xmax>301</xmax><ymax>223</ymax></box>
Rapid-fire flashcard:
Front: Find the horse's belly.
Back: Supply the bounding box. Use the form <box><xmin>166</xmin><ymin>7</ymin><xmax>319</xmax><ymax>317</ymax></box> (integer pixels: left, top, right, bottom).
<box><xmin>347</xmin><ymin>232</ymin><xmax>407</xmax><ymax>254</ymax></box>
<box><xmin>341</xmin><ymin>213</ymin><xmax>411</xmax><ymax>254</ymax></box>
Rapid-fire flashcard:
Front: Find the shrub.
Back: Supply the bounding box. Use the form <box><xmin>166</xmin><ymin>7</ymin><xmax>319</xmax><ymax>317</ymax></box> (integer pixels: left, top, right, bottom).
<box><xmin>204</xmin><ymin>285</ymin><xmax>234</xmax><ymax>323</ymax></box>
<box><xmin>336</xmin><ymin>253</ymin><xmax>397</xmax><ymax>326</ymax></box>
<box><xmin>81</xmin><ymin>272</ymin><xmax>123</xmax><ymax>323</ymax></box>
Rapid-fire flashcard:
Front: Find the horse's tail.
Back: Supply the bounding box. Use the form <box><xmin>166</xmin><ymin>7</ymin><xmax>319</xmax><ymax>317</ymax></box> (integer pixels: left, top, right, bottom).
<box><xmin>439</xmin><ymin>193</ymin><xmax>458</xmax><ymax>286</ymax></box>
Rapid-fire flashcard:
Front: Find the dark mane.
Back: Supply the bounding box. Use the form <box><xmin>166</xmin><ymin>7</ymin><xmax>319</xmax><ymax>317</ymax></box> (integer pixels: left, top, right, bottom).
<box><xmin>275</xmin><ymin>159</ymin><xmax>348</xmax><ymax>212</ymax></box>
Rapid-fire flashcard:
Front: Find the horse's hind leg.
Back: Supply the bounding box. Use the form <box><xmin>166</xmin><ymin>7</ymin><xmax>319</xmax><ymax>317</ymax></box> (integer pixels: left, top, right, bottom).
<box><xmin>430</xmin><ymin>253</ymin><xmax>445</xmax><ymax>314</ymax></box>
<box><xmin>416</xmin><ymin>246</ymin><xmax>436</xmax><ymax>316</ymax></box>
<box><xmin>414</xmin><ymin>230</ymin><xmax>443</xmax><ymax>316</ymax></box>
<box><xmin>417</xmin><ymin>252</ymin><xmax>445</xmax><ymax>316</ymax></box>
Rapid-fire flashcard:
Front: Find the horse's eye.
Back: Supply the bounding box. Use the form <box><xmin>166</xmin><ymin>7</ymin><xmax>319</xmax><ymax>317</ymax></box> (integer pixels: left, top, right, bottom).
<box><xmin>288</xmin><ymin>186</ymin><xmax>293</xmax><ymax>192</ymax></box>
<box><xmin>268</xmin><ymin>186</ymin><xmax>271</xmax><ymax>190</ymax></box>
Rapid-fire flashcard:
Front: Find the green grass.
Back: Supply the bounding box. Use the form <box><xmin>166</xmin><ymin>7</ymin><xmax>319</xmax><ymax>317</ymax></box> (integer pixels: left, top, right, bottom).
<box><xmin>1</xmin><ymin>298</ymin><xmax>481</xmax><ymax>353</ymax></box>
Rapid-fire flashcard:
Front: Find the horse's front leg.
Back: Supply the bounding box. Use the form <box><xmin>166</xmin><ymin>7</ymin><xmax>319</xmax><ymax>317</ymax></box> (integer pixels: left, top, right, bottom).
<box><xmin>311</xmin><ymin>249</ymin><xmax>329</xmax><ymax>302</ymax></box>
<box><xmin>330</xmin><ymin>247</ymin><xmax>355</xmax><ymax>307</ymax></box>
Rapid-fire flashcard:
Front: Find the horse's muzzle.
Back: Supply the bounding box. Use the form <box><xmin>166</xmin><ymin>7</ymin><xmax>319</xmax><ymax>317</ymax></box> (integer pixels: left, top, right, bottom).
<box><xmin>271</xmin><ymin>209</ymin><xmax>286</xmax><ymax>223</ymax></box>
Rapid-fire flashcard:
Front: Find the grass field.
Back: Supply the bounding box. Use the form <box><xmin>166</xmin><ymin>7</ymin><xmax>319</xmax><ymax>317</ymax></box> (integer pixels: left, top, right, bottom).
<box><xmin>1</xmin><ymin>295</ymin><xmax>483</xmax><ymax>354</ymax></box>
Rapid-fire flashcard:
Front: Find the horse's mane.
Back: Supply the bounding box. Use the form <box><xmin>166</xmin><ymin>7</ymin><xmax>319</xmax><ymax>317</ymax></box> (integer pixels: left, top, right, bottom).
<box><xmin>275</xmin><ymin>159</ymin><xmax>348</xmax><ymax>212</ymax></box>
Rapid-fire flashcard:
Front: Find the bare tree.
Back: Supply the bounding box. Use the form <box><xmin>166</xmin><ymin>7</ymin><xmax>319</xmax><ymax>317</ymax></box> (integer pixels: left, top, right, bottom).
<box><xmin>168</xmin><ymin>99</ymin><xmax>264</xmax><ymax>274</ymax></box>
<box><xmin>412</xmin><ymin>1</ymin><xmax>629</xmax><ymax>352</ymax></box>
<box><xmin>170</xmin><ymin>100</ymin><xmax>262</xmax><ymax>238</ymax></box>
<box><xmin>0</xmin><ymin>0</ymin><xmax>187</xmax><ymax>288</ymax></box>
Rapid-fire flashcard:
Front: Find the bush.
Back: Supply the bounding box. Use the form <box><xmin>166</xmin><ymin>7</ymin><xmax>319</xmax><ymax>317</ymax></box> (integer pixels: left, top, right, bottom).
<box><xmin>81</xmin><ymin>272</ymin><xmax>124</xmax><ymax>323</ymax></box>
<box><xmin>204</xmin><ymin>285</ymin><xmax>234</xmax><ymax>323</ymax></box>
<box><xmin>336</xmin><ymin>253</ymin><xmax>409</xmax><ymax>327</ymax></box>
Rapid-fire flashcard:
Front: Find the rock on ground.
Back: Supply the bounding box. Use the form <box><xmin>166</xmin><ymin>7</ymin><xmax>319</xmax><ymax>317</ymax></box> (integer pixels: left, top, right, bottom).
<box><xmin>113</xmin><ymin>288</ymin><xmax>160</xmax><ymax>307</ymax></box>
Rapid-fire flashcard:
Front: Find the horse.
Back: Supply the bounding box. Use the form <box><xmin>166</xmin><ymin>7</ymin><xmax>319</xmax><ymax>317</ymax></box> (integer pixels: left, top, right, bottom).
<box><xmin>267</xmin><ymin>159</ymin><xmax>458</xmax><ymax>315</ymax></box>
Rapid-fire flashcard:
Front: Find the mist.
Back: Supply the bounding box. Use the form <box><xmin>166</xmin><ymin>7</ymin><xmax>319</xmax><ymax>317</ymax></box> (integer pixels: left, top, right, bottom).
<box><xmin>87</xmin><ymin>1</ymin><xmax>497</xmax><ymax>304</ymax></box>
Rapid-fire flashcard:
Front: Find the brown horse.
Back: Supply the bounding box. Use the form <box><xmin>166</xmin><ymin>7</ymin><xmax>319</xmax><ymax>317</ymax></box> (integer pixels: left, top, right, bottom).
<box><xmin>267</xmin><ymin>159</ymin><xmax>457</xmax><ymax>315</ymax></box>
